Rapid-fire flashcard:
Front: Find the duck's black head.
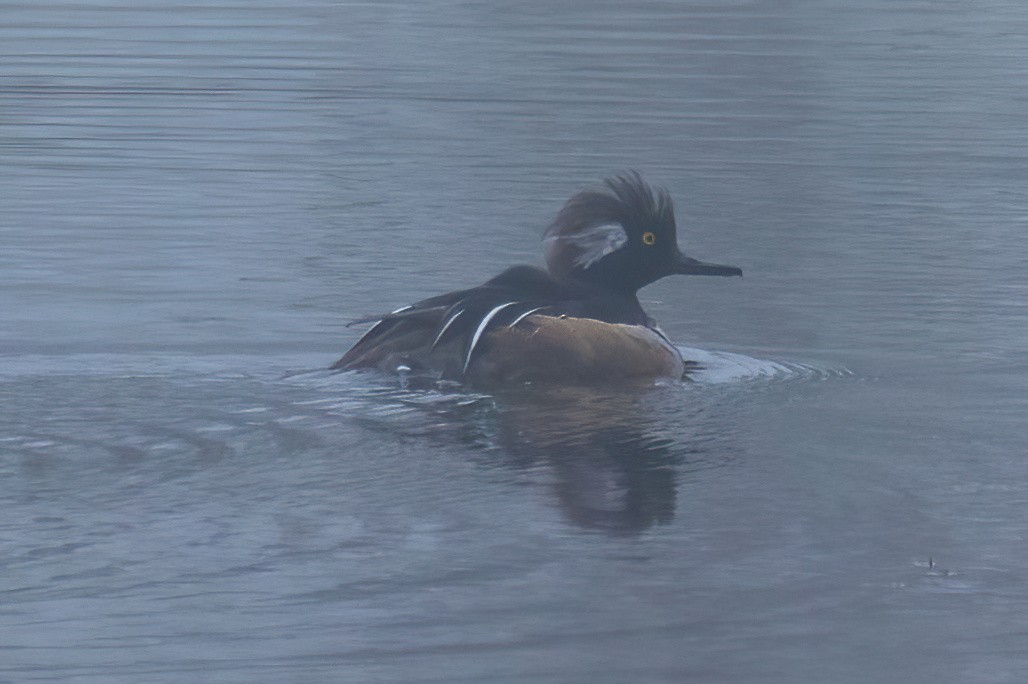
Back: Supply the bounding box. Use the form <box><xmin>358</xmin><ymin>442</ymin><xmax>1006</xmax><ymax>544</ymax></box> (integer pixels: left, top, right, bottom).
<box><xmin>544</xmin><ymin>172</ymin><xmax>742</xmax><ymax>295</ymax></box>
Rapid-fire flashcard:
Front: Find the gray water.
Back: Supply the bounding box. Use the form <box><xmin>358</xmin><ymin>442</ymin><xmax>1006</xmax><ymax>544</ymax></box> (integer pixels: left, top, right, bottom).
<box><xmin>2</xmin><ymin>1</ymin><xmax>1027</xmax><ymax>681</ymax></box>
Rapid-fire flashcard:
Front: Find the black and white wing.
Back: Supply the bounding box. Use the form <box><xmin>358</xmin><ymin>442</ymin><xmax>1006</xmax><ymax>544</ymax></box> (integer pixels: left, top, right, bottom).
<box><xmin>331</xmin><ymin>266</ymin><xmax>559</xmax><ymax>378</ymax></box>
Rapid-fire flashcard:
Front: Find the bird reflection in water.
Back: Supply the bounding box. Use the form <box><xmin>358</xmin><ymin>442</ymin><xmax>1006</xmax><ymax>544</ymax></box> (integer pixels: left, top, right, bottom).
<box><xmin>373</xmin><ymin>380</ymin><xmax>733</xmax><ymax>535</ymax></box>
<box><xmin>492</xmin><ymin>385</ymin><xmax>713</xmax><ymax>534</ymax></box>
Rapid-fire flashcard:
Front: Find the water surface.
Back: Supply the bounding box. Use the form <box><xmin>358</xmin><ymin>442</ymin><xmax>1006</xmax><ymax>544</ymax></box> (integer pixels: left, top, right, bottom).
<box><xmin>2</xmin><ymin>1</ymin><xmax>1027</xmax><ymax>681</ymax></box>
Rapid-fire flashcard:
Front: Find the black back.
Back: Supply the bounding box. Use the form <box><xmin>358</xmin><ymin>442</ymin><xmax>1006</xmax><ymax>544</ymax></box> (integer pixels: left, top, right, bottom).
<box><xmin>330</xmin><ymin>265</ymin><xmax>649</xmax><ymax>375</ymax></box>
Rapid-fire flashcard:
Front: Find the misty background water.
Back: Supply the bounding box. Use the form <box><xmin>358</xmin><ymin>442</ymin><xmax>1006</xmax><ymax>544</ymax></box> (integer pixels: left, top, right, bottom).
<box><xmin>2</xmin><ymin>1</ymin><xmax>1027</xmax><ymax>682</ymax></box>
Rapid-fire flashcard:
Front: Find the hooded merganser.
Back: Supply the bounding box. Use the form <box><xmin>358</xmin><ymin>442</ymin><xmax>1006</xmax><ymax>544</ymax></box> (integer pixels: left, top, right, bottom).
<box><xmin>331</xmin><ymin>173</ymin><xmax>742</xmax><ymax>386</ymax></box>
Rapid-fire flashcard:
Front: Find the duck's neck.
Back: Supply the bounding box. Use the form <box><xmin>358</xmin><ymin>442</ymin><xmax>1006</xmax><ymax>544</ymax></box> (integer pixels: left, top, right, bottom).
<box><xmin>554</xmin><ymin>273</ymin><xmax>650</xmax><ymax>326</ymax></box>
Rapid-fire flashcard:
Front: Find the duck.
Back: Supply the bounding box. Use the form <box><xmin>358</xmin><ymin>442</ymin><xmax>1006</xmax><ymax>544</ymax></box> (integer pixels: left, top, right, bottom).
<box><xmin>331</xmin><ymin>172</ymin><xmax>741</xmax><ymax>387</ymax></box>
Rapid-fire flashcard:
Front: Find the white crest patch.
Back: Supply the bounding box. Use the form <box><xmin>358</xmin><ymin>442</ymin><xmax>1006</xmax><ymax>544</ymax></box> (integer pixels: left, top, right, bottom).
<box><xmin>551</xmin><ymin>222</ymin><xmax>628</xmax><ymax>269</ymax></box>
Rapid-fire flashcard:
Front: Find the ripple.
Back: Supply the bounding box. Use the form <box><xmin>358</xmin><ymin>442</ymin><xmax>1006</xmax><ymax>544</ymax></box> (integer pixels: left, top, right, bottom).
<box><xmin>293</xmin><ymin>347</ymin><xmax>853</xmax><ymax>405</ymax></box>
<box><xmin>679</xmin><ymin>347</ymin><xmax>854</xmax><ymax>386</ymax></box>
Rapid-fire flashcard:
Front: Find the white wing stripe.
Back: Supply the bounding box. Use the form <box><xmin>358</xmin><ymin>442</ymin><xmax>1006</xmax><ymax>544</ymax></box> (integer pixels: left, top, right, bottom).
<box><xmin>507</xmin><ymin>307</ymin><xmax>545</xmax><ymax>328</ymax></box>
<box><xmin>430</xmin><ymin>307</ymin><xmax>465</xmax><ymax>350</ymax></box>
<box><xmin>350</xmin><ymin>305</ymin><xmax>414</xmax><ymax>346</ymax></box>
<box><xmin>462</xmin><ymin>302</ymin><xmax>521</xmax><ymax>375</ymax></box>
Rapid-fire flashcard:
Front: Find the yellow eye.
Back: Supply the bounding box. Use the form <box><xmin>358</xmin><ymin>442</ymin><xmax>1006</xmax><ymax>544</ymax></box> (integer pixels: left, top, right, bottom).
<box><xmin>642</xmin><ymin>231</ymin><xmax>656</xmax><ymax>246</ymax></box>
